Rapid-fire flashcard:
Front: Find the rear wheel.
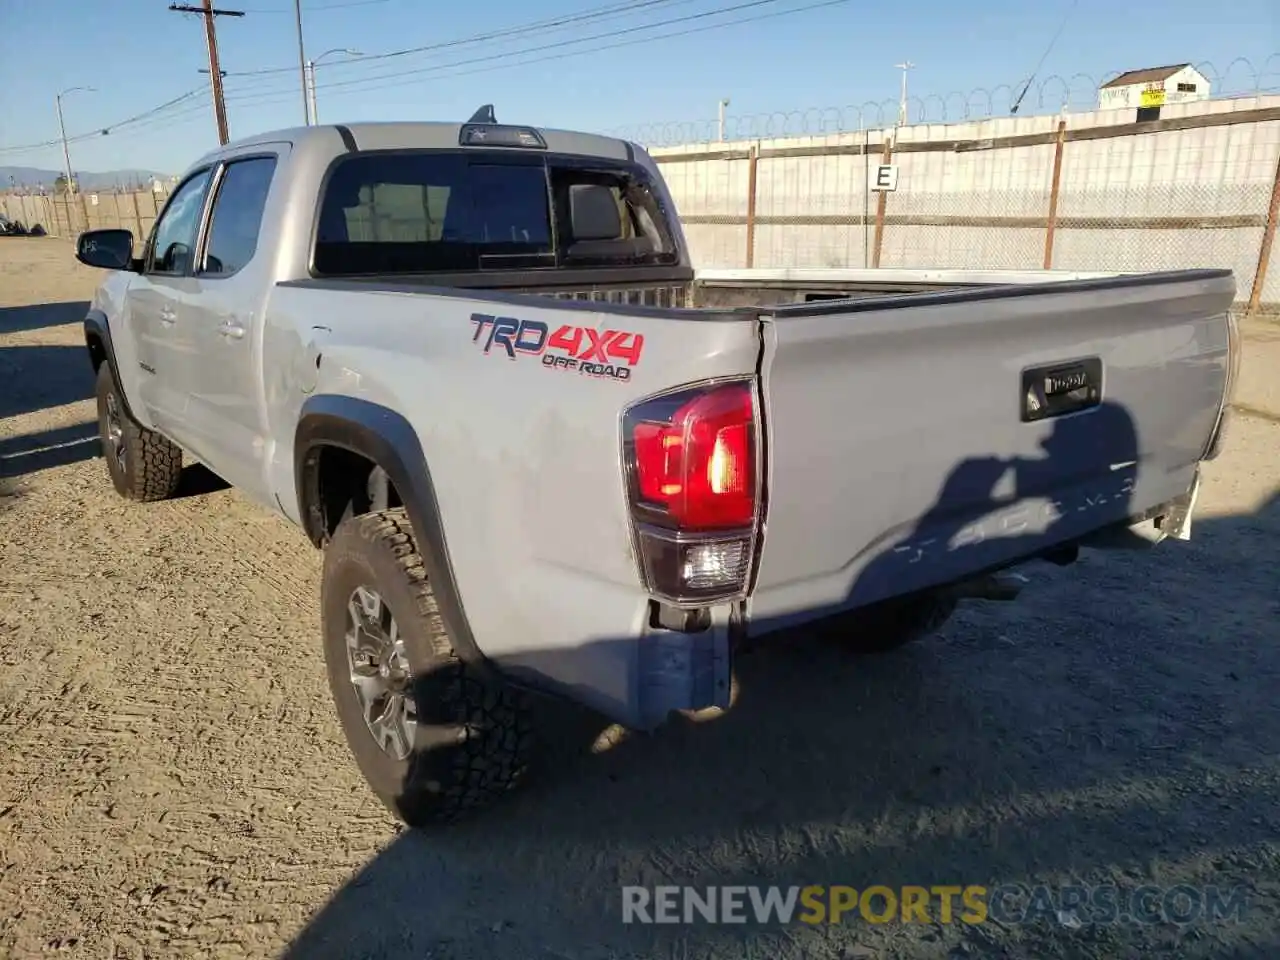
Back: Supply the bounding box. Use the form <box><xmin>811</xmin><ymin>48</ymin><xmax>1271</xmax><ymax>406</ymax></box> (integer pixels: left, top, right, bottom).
<box><xmin>816</xmin><ymin>594</ymin><xmax>957</xmax><ymax>654</ymax></box>
<box><xmin>321</xmin><ymin>508</ymin><xmax>533</xmax><ymax>826</ymax></box>
<box><xmin>94</xmin><ymin>364</ymin><xmax>183</xmax><ymax>502</ymax></box>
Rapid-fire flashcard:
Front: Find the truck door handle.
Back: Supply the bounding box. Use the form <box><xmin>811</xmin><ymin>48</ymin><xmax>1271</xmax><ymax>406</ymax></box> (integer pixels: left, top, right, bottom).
<box><xmin>159</xmin><ymin>306</ymin><xmax>176</xmax><ymax>326</ymax></box>
<box><xmin>219</xmin><ymin>319</ymin><xmax>246</xmax><ymax>340</ymax></box>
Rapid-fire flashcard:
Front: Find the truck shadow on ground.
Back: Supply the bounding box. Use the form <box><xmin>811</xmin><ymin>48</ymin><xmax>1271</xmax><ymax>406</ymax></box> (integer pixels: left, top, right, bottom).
<box><xmin>171</xmin><ymin>463</ymin><xmax>232</xmax><ymax>498</ymax></box>
<box><xmin>0</xmin><ymin>300</ymin><xmax>89</xmax><ymax>336</ymax></box>
<box><xmin>0</xmin><ymin>326</ymin><xmax>231</xmax><ymax>493</ymax></box>
<box><xmin>0</xmin><ymin>344</ymin><xmax>95</xmax><ymax>419</ymax></box>
<box><xmin>0</xmin><ymin>421</ymin><xmax>100</xmax><ymax>479</ymax></box>
<box><xmin>0</xmin><ymin>333</ymin><xmax>102</xmax><ymax>478</ymax></box>
<box><xmin>284</xmin><ymin>402</ymin><xmax>1280</xmax><ymax>959</ymax></box>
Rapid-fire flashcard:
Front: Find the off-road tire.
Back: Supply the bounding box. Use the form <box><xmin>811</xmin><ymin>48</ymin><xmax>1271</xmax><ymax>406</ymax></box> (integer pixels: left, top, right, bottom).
<box><xmin>321</xmin><ymin>508</ymin><xmax>533</xmax><ymax>826</ymax></box>
<box><xmin>818</xmin><ymin>594</ymin><xmax>957</xmax><ymax>654</ymax></box>
<box><xmin>95</xmin><ymin>363</ymin><xmax>183</xmax><ymax>502</ymax></box>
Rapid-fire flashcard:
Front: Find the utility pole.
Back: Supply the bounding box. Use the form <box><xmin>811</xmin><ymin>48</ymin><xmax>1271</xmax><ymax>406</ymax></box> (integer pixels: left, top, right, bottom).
<box><xmin>895</xmin><ymin>60</ymin><xmax>914</xmax><ymax>127</ymax></box>
<box><xmin>169</xmin><ymin>1</ymin><xmax>244</xmax><ymax>145</ymax></box>
<box><xmin>56</xmin><ymin>95</ymin><xmax>75</xmax><ymax>197</ymax></box>
<box><xmin>55</xmin><ymin>86</ymin><xmax>95</xmax><ymax>197</ymax></box>
<box><xmin>294</xmin><ymin>0</ymin><xmax>310</xmax><ymax>125</ymax></box>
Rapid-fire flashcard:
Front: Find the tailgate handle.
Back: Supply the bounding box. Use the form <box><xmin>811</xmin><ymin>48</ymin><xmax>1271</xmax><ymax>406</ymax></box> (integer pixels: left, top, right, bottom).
<box><xmin>1021</xmin><ymin>358</ymin><xmax>1101</xmax><ymax>422</ymax></box>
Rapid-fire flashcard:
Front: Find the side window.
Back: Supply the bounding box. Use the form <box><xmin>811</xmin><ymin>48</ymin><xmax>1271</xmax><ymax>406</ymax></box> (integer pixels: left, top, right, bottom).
<box><xmin>147</xmin><ymin>169</ymin><xmax>213</xmax><ymax>276</ymax></box>
<box><xmin>201</xmin><ymin>156</ymin><xmax>278</xmax><ymax>277</ymax></box>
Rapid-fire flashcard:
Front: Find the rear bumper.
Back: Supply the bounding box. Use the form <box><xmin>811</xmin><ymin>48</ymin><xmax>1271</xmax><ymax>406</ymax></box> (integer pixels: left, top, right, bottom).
<box><xmin>511</xmin><ymin>466</ymin><xmax>1205</xmax><ymax>733</ymax></box>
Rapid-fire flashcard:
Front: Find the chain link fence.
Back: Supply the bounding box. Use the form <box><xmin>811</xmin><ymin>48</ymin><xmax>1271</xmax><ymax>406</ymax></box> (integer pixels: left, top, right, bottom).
<box><xmin>650</xmin><ymin>95</ymin><xmax>1280</xmax><ymax>312</ymax></box>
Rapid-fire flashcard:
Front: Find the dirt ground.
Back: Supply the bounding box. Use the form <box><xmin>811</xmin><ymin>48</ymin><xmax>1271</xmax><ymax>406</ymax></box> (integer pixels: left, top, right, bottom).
<box><xmin>1</xmin><ymin>238</ymin><xmax>1278</xmax><ymax>960</ymax></box>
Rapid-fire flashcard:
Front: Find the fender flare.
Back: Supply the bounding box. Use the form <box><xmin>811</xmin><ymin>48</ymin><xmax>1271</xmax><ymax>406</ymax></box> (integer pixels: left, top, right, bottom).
<box><xmin>294</xmin><ymin>395</ymin><xmax>490</xmax><ymax>673</ymax></box>
<box><xmin>83</xmin><ymin>309</ymin><xmax>138</xmax><ymax>421</ymax></box>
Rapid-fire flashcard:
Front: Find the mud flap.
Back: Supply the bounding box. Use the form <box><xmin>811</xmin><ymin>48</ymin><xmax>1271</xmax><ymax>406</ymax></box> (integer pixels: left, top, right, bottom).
<box><xmin>1159</xmin><ymin>469</ymin><xmax>1201</xmax><ymax>542</ymax></box>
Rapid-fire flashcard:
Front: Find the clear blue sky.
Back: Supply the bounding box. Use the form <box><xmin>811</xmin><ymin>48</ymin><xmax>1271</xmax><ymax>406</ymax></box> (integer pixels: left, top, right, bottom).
<box><xmin>0</xmin><ymin>0</ymin><xmax>1275</xmax><ymax>175</ymax></box>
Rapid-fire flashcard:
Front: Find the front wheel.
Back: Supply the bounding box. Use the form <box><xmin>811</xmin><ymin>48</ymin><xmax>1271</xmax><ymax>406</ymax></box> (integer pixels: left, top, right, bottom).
<box><xmin>321</xmin><ymin>508</ymin><xmax>534</xmax><ymax>826</ymax></box>
<box><xmin>94</xmin><ymin>364</ymin><xmax>183</xmax><ymax>502</ymax></box>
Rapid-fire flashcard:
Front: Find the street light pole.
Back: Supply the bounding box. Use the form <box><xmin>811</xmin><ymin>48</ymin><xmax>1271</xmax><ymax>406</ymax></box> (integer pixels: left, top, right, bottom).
<box><xmin>307</xmin><ymin>48</ymin><xmax>362</xmax><ymax>125</ymax></box>
<box><xmin>55</xmin><ymin>86</ymin><xmax>95</xmax><ymax>197</ymax></box>
<box><xmin>294</xmin><ymin>0</ymin><xmax>310</xmax><ymax>125</ymax></box>
<box><xmin>895</xmin><ymin>60</ymin><xmax>914</xmax><ymax>127</ymax></box>
<box><xmin>718</xmin><ymin>97</ymin><xmax>730</xmax><ymax>142</ymax></box>
<box><xmin>306</xmin><ymin>61</ymin><xmax>317</xmax><ymax>126</ymax></box>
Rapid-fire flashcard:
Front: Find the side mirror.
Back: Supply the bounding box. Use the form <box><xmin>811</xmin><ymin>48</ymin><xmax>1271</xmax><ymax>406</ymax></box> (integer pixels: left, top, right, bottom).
<box><xmin>76</xmin><ymin>228</ymin><xmax>135</xmax><ymax>271</ymax></box>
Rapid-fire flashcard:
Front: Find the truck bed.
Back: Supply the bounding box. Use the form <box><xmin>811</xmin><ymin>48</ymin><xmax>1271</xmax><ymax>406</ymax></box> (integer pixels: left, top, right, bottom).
<box><xmin>287</xmin><ymin>265</ymin><xmax>1140</xmax><ymax>314</ymax></box>
<box><xmin>689</xmin><ymin>266</ymin><xmax>1127</xmax><ymax>308</ymax></box>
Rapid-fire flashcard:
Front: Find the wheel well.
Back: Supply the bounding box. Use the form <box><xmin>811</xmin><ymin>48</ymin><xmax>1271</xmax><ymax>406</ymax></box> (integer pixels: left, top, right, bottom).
<box><xmin>86</xmin><ymin>333</ymin><xmax>107</xmax><ymax>372</ymax></box>
<box><xmin>308</xmin><ymin>445</ymin><xmax>404</xmax><ymax>544</ymax></box>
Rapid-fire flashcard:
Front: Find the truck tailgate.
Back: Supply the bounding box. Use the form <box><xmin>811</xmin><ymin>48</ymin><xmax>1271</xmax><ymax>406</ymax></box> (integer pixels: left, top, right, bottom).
<box><xmin>748</xmin><ymin>269</ymin><xmax>1235</xmax><ymax>628</ymax></box>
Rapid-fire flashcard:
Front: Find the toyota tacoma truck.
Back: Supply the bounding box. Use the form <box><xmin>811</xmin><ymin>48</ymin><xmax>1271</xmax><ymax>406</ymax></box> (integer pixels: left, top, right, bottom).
<box><xmin>73</xmin><ymin>111</ymin><xmax>1240</xmax><ymax>826</ymax></box>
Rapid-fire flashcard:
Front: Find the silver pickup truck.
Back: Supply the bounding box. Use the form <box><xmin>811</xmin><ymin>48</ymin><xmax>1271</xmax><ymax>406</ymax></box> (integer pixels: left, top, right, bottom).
<box><xmin>74</xmin><ymin>112</ymin><xmax>1240</xmax><ymax>826</ymax></box>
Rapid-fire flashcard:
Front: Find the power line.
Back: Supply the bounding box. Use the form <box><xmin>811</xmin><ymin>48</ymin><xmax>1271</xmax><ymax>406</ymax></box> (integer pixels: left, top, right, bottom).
<box><xmin>1010</xmin><ymin>0</ymin><xmax>1080</xmax><ymax>114</ymax></box>
<box><xmin>229</xmin><ymin>0</ymin><xmax>803</xmax><ymax>101</ymax></box>
<box><xmin>221</xmin><ymin>0</ymin><xmax>851</xmax><ymax>109</ymax></box>
<box><xmin>2</xmin><ymin>0</ymin><xmax>845</xmax><ymax>157</ymax></box>
<box><xmin>0</xmin><ymin>88</ymin><xmax>207</xmax><ymax>155</ymax></box>
<box><xmin>239</xmin><ymin>0</ymin><xmax>390</xmax><ymax>11</ymax></box>
<box><xmin>222</xmin><ymin>0</ymin><xmax>697</xmax><ymax>77</ymax></box>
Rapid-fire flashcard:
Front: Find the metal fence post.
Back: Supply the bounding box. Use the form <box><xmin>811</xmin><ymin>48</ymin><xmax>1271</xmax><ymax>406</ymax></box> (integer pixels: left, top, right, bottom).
<box><xmin>1043</xmin><ymin>119</ymin><xmax>1068</xmax><ymax>269</ymax></box>
<box><xmin>745</xmin><ymin>143</ymin><xmax>759</xmax><ymax>268</ymax></box>
<box><xmin>871</xmin><ymin>134</ymin><xmax>893</xmax><ymax>268</ymax></box>
<box><xmin>1247</xmin><ymin>145</ymin><xmax>1280</xmax><ymax>315</ymax></box>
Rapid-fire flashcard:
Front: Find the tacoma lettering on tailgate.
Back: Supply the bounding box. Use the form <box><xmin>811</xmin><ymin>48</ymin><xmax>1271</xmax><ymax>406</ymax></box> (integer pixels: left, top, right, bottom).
<box><xmin>470</xmin><ymin>313</ymin><xmax>644</xmax><ymax>382</ymax></box>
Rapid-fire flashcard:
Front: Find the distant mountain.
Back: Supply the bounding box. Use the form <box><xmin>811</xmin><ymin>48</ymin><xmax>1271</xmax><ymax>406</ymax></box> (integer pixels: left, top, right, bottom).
<box><xmin>0</xmin><ymin>166</ymin><xmax>170</xmax><ymax>191</ymax></box>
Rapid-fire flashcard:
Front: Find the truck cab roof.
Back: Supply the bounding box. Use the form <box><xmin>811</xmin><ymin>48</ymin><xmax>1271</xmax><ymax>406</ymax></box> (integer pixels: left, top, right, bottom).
<box><xmin>193</xmin><ymin>120</ymin><xmax>639</xmax><ymax>169</ymax></box>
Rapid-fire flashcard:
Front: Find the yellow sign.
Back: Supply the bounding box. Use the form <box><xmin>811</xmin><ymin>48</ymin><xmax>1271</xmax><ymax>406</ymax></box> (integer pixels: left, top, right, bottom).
<box><xmin>1140</xmin><ymin>87</ymin><xmax>1166</xmax><ymax>108</ymax></box>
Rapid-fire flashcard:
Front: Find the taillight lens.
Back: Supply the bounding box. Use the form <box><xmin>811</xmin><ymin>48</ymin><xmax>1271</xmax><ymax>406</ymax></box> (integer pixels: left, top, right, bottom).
<box><xmin>632</xmin><ymin>384</ymin><xmax>755</xmax><ymax>530</ymax></box>
<box><xmin>623</xmin><ymin>380</ymin><xmax>761</xmax><ymax>604</ymax></box>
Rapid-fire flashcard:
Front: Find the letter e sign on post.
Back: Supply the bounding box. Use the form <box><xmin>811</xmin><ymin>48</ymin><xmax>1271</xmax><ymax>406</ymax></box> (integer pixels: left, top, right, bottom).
<box><xmin>870</xmin><ymin>164</ymin><xmax>899</xmax><ymax>192</ymax></box>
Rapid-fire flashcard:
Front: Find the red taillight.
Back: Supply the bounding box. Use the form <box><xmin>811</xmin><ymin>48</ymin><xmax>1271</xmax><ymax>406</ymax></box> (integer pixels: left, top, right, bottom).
<box><xmin>623</xmin><ymin>380</ymin><xmax>760</xmax><ymax>604</ymax></box>
<box><xmin>632</xmin><ymin>383</ymin><xmax>755</xmax><ymax>530</ymax></box>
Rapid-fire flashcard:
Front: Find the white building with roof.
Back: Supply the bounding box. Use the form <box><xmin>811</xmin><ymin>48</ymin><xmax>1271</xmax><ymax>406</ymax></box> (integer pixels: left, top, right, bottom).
<box><xmin>1097</xmin><ymin>64</ymin><xmax>1211</xmax><ymax>111</ymax></box>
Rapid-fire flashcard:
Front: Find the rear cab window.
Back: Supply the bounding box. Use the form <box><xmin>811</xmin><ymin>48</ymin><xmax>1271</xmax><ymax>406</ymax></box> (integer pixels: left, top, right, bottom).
<box><xmin>311</xmin><ymin>149</ymin><xmax>679</xmax><ymax>277</ymax></box>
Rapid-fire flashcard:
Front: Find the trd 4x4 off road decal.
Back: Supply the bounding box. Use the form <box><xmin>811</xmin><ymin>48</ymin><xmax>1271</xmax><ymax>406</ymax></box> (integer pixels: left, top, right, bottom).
<box><xmin>471</xmin><ymin>313</ymin><xmax>644</xmax><ymax>382</ymax></box>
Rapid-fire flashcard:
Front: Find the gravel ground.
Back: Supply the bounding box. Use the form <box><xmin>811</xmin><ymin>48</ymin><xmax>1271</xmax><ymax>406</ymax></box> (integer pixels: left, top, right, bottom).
<box><xmin>1</xmin><ymin>238</ymin><xmax>1277</xmax><ymax>960</ymax></box>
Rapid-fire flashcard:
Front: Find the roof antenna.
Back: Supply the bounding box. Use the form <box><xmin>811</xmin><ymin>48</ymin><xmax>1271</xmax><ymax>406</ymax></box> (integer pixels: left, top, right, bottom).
<box><xmin>468</xmin><ymin>104</ymin><xmax>497</xmax><ymax>124</ymax></box>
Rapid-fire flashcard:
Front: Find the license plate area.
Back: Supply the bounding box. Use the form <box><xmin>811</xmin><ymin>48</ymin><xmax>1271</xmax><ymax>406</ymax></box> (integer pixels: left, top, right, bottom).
<box><xmin>1021</xmin><ymin>357</ymin><xmax>1102</xmax><ymax>422</ymax></box>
